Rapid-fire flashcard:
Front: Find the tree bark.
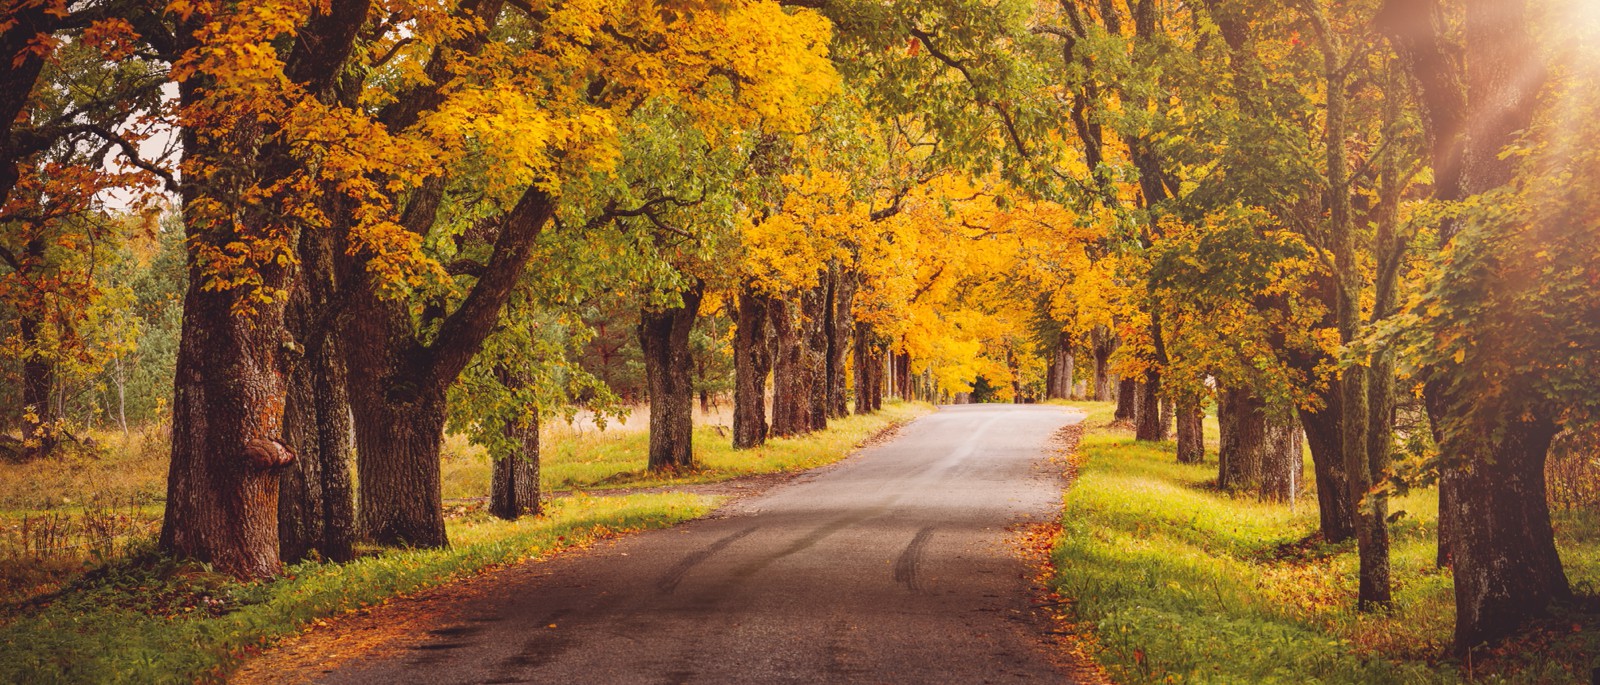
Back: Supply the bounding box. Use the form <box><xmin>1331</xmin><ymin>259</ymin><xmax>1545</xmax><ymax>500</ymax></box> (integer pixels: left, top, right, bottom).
<box><xmin>852</xmin><ymin>322</ymin><xmax>878</xmax><ymax>415</ymax></box>
<box><xmin>1299</xmin><ymin>391</ymin><xmax>1358</xmax><ymax>543</ymax></box>
<box><xmin>826</xmin><ymin>267</ymin><xmax>858</xmax><ymax>419</ymax></box>
<box><xmin>1115</xmin><ymin>378</ymin><xmax>1139</xmax><ymax>421</ymax></box>
<box><xmin>1217</xmin><ymin>386</ymin><xmax>1265</xmax><ymax>492</ymax></box>
<box><xmin>278</xmin><ymin>228</ymin><xmax>355</xmax><ymax>563</ymax></box>
<box><xmin>1176</xmin><ymin>399</ymin><xmax>1205</xmax><ymax>464</ymax></box>
<box><xmin>801</xmin><ymin>284</ymin><xmax>830</xmax><ymax>429</ymax></box>
<box><xmin>1091</xmin><ymin>327</ymin><xmax>1117</xmax><ymax>401</ymax></box>
<box><xmin>1441</xmin><ymin>415</ymin><xmax>1568</xmax><ymax>649</ymax></box>
<box><xmin>160</xmin><ymin>261</ymin><xmax>295</xmax><ymax>577</ymax></box>
<box><xmin>732</xmin><ymin>285</ymin><xmax>773</xmax><ymax>448</ymax></box>
<box><xmin>1136</xmin><ymin>370</ymin><xmax>1166</xmax><ymax>441</ymax></box>
<box><xmin>489</xmin><ymin>412</ymin><xmax>540</xmax><ymax>520</ymax></box>
<box><xmin>639</xmin><ymin>282</ymin><xmax>705</xmax><ymax>471</ymax></box>
<box><xmin>770</xmin><ymin>297</ymin><xmax>810</xmax><ymax>437</ymax></box>
<box><xmin>18</xmin><ymin>309</ymin><xmax>57</xmax><ymax>459</ymax></box>
<box><xmin>1261</xmin><ymin>416</ymin><xmax>1303</xmax><ymax>502</ymax></box>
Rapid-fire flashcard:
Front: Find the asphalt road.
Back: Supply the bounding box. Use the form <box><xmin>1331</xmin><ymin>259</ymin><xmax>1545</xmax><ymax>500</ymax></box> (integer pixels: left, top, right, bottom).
<box><xmin>320</xmin><ymin>404</ymin><xmax>1084</xmax><ymax>684</ymax></box>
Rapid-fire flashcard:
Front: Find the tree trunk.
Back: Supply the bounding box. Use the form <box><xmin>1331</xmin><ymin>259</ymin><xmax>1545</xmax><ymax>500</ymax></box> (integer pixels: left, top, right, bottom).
<box><xmin>279</xmin><ymin>227</ymin><xmax>355</xmax><ymax>564</ymax></box>
<box><xmin>1217</xmin><ymin>386</ymin><xmax>1265</xmax><ymax>492</ymax></box>
<box><xmin>853</xmin><ymin>323</ymin><xmax>877</xmax><ymax>415</ymax></box>
<box><xmin>1115</xmin><ymin>378</ymin><xmax>1139</xmax><ymax>421</ymax></box>
<box><xmin>1092</xmin><ymin>327</ymin><xmax>1117</xmax><ymax>401</ymax></box>
<box><xmin>1443</xmin><ymin>415</ymin><xmax>1569</xmax><ymax>649</ymax></box>
<box><xmin>901</xmin><ymin>353</ymin><xmax>913</xmax><ymax>400</ymax></box>
<box><xmin>639</xmin><ymin>282</ymin><xmax>704</xmax><ymax>471</ymax></box>
<box><xmin>18</xmin><ymin>311</ymin><xmax>57</xmax><ymax>459</ymax></box>
<box><xmin>825</xmin><ymin>267</ymin><xmax>858</xmax><ymax>419</ymax></box>
<box><xmin>1299</xmin><ymin>390</ymin><xmax>1358</xmax><ymax>542</ymax></box>
<box><xmin>868</xmin><ymin>343</ymin><xmax>883</xmax><ymax>411</ymax></box>
<box><xmin>342</xmin><ymin>182</ymin><xmax>556</xmax><ymax>549</ymax></box>
<box><xmin>1059</xmin><ymin>350</ymin><xmax>1075</xmax><ymax>400</ymax></box>
<box><xmin>801</xmin><ymin>284</ymin><xmax>830</xmax><ymax>430</ymax></box>
<box><xmin>1176</xmin><ymin>400</ymin><xmax>1205</xmax><ymax>464</ymax></box>
<box><xmin>770</xmin><ymin>298</ymin><xmax>809</xmax><ymax>437</ymax></box>
<box><xmin>489</xmin><ymin>412</ymin><xmax>540</xmax><ymax>520</ymax></box>
<box><xmin>1136</xmin><ymin>371</ymin><xmax>1166</xmax><ymax>441</ymax></box>
<box><xmin>732</xmin><ymin>286</ymin><xmax>773</xmax><ymax>448</ymax></box>
<box><xmin>159</xmin><ymin>233</ymin><xmax>294</xmax><ymax>578</ymax></box>
<box><xmin>1261</xmin><ymin>416</ymin><xmax>1303</xmax><ymax>502</ymax></box>
<box><xmin>351</xmin><ymin>374</ymin><xmax>449</xmax><ymax>548</ymax></box>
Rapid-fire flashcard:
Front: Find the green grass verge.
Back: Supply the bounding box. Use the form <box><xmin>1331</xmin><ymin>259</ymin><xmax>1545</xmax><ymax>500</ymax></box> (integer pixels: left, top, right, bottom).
<box><xmin>1051</xmin><ymin>416</ymin><xmax>1600</xmax><ymax>684</ymax></box>
<box><xmin>443</xmin><ymin>400</ymin><xmax>933</xmax><ymax>498</ymax></box>
<box><xmin>0</xmin><ymin>493</ymin><xmax>716</xmax><ymax>684</ymax></box>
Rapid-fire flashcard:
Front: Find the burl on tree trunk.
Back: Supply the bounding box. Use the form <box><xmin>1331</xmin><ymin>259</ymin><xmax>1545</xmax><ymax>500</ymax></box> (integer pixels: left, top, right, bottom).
<box><xmin>640</xmin><ymin>282</ymin><xmax>705</xmax><ymax>471</ymax></box>
<box><xmin>160</xmin><ymin>258</ymin><xmax>296</xmax><ymax>579</ymax></box>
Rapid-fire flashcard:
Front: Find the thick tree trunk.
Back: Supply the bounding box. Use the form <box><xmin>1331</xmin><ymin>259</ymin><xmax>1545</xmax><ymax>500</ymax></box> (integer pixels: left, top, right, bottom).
<box><xmin>732</xmin><ymin>286</ymin><xmax>773</xmax><ymax>448</ymax></box>
<box><xmin>1115</xmin><ymin>378</ymin><xmax>1139</xmax><ymax>421</ymax></box>
<box><xmin>351</xmin><ymin>373</ymin><xmax>449</xmax><ymax>547</ymax></box>
<box><xmin>1300</xmin><ymin>390</ymin><xmax>1358</xmax><ymax>542</ymax></box>
<box><xmin>852</xmin><ymin>323</ymin><xmax>876</xmax><ymax>415</ymax></box>
<box><xmin>1261</xmin><ymin>416</ymin><xmax>1303</xmax><ymax>502</ymax></box>
<box><xmin>639</xmin><ymin>283</ymin><xmax>704</xmax><ymax>471</ymax></box>
<box><xmin>279</xmin><ymin>229</ymin><xmax>355</xmax><ymax>564</ymax></box>
<box><xmin>1443</xmin><ymin>415</ymin><xmax>1569</xmax><ymax>649</ymax></box>
<box><xmin>1091</xmin><ymin>327</ymin><xmax>1117</xmax><ymax>401</ymax></box>
<box><xmin>1217</xmin><ymin>386</ymin><xmax>1265</xmax><ymax>492</ymax></box>
<box><xmin>800</xmin><ymin>285</ymin><xmax>830</xmax><ymax>430</ymax></box>
<box><xmin>489</xmin><ymin>413</ymin><xmax>540</xmax><ymax>520</ymax></box>
<box><xmin>1176</xmin><ymin>400</ymin><xmax>1205</xmax><ymax>464</ymax></box>
<box><xmin>343</xmin><ymin>184</ymin><xmax>555</xmax><ymax>549</ymax></box>
<box><xmin>1136</xmin><ymin>371</ymin><xmax>1166</xmax><ymax>441</ymax></box>
<box><xmin>770</xmin><ymin>298</ymin><xmax>810</xmax><ymax>437</ymax></box>
<box><xmin>1060</xmin><ymin>351</ymin><xmax>1075</xmax><ymax>400</ymax></box>
<box><xmin>18</xmin><ymin>312</ymin><xmax>57</xmax><ymax>459</ymax></box>
<box><xmin>159</xmin><ymin>238</ymin><xmax>294</xmax><ymax>578</ymax></box>
<box><xmin>825</xmin><ymin>267</ymin><xmax>858</xmax><ymax>418</ymax></box>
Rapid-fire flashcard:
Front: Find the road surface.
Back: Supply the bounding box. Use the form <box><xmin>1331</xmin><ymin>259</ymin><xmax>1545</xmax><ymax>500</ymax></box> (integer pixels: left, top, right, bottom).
<box><xmin>320</xmin><ymin>404</ymin><xmax>1084</xmax><ymax>684</ymax></box>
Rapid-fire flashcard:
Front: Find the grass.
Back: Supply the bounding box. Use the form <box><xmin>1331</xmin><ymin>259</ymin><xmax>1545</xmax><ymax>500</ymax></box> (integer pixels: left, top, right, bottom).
<box><xmin>0</xmin><ymin>399</ymin><xmax>931</xmax><ymax>683</ymax></box>
<box><xmin>1050</xmin><ymin>403</ymin><xmax>1600</xmax><ymax>683</ymax></box>
<box><xmin>442</xmin><ymin>400</ymin><xmax>931</xmax><ymax>498</ymax></box>
<box><xmin>0</xmin><ymin>493</ymin><xmax>714</xmax><ymax>684</ymax></box>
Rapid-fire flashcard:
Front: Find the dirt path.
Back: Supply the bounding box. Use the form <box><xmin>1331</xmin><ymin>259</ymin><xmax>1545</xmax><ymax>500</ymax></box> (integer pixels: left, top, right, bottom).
<box><xmin>236</xmin><ymin>405</ymin><xmax>1092</xmax><ymax>684</ymax></box>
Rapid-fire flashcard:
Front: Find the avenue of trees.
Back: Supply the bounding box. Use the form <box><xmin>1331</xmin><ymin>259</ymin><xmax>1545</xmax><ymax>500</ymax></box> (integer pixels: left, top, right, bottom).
<box><xmin>3</xmin><ymin>0</ymin><xmax>1598</xmax><ymax>657</ymax></box>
